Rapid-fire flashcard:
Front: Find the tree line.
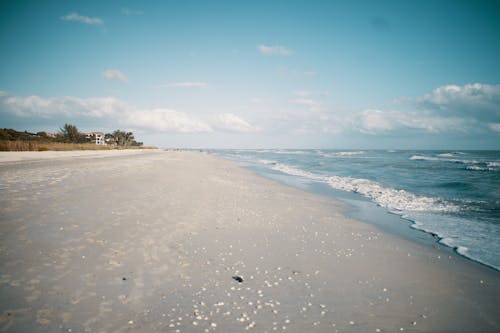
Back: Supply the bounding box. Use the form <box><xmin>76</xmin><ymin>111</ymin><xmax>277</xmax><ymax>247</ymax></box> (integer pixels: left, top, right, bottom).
<box><xmin>59</xmin><ymin>124</ymin><xmax>143</xmax><ymax>146</ymax></box>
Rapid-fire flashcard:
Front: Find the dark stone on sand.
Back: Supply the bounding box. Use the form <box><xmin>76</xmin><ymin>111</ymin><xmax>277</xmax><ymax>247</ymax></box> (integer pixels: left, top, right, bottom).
<box><xmin>122</xmin><ymin>277</ymin><xmax>127</xmax><ymax>281</ymax></box>
<box><xmin>232</xmin><ymin>276</ymin><xmax>243</xmax><ymax>283</ymax></box>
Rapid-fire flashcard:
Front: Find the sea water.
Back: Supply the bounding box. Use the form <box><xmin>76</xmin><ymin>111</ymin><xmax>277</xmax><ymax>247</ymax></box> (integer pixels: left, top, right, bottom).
<box><xmin>215</xmin><ymin>149</ymin><xmax>500</xmax><ymax>271</ymax></box>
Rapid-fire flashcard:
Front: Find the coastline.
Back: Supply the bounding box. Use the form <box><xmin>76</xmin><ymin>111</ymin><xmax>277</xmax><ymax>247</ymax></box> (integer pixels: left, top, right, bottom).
<box><xmin>238</xmin><ymin>164</ymin><xmax>496</xmax><ymax>271</ymax></box>
<box><xmin>216</xmin><ymin>149</ymin><xmax>500</xmax><ymax>273</ymax></box>
<box><xmin>0</xmin><ymin>150</ymin><xmax>499</xmax><ymax>332</ymax></box>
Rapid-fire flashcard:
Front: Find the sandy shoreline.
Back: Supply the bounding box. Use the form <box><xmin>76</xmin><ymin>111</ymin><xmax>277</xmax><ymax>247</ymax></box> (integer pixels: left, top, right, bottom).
<box><xmin>0</xmin><ymin>149</ymin><xmax>161</xmax><ymax>163</ymax></box>
<box><xmin>0</xmin><ymin>151</ymin><xmax>499</xmax><ymax>332</ymax></box>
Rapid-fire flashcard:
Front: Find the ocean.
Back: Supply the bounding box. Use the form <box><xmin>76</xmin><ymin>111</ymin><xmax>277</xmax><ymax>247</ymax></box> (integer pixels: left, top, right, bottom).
<box><xmin>215</xmin><ymin>149</ymin><xmax>500</xmax><ymax>271</ymax></box>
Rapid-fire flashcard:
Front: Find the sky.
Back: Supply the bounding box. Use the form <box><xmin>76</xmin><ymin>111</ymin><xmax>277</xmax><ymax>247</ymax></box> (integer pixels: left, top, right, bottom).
<box><xmin>0</xmin><ymin>0</ymin><xmax>499</xmax><ymax>149</ymax></box>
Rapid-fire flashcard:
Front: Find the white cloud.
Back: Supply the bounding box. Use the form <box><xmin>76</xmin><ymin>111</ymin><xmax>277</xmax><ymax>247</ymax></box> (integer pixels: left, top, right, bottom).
<box><xmin>257</xmin><ymin>44</ymin><xmax>293</xmax><ymax>56</ymax></box>
<box><xmin>356</xmin><ymin>109</ymin><xmax>467</xmax><ymax>134</ymax></box>
<box><xmin>0</xmin><ymin>92</ymin><xmax>211</xmax><ymax>134</ymax></box>
<box><xmin>102</xmin><ymin>69</ymin><xmax>129</xmax><ymax>82</ymax></box>
<box><xmin>0</xmin><ymin>92</ymin><xmax>126</xmax><ymax>118</ymax></box>
<box><xmin>353</xmin><ymin>83</ymin><xmax>500</xmax><ymax>135</ymax></box>
<box><xmin>414</xmin><ymin>83</ymin><xmax>500</xmax><ymax>120</ymax></box>
<box><xmin>61</xmin><ymin>12</ymin><xmax>103</xmax><ymax>25</ymax></box>
<box><xmin>160</xmin><ymin>82</ymin><xmax>208</xmax><ymax>88</ymax></box>
<box><xmin>212</xmin><ymin>113</ymin><xmax>259</xmax><ymax>133</ymax></box>
<box><xmin>358</xmin><ymin>109</ymin><xmax>395</xmax><ymax>133</ymax></box>
<box><xmin>125</xmin><ymin>109</ymin><xmax>212</xmax><ymax>133</ymax></box>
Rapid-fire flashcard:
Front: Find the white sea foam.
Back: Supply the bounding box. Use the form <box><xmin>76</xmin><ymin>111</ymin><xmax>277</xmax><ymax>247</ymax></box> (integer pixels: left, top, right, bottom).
<box><xmin>466</xmin><ymin>165</ymin><xmax>495</xmax><ymax>171</ymax></box>
<box><xmin>439</xmin><ymin>238</ymin><xmax>469</xmax><ymax>255</ymax></box>
<box><xmin>319</xmin><ymin>151</ymin><xmax>366</xmax><ymax>158</ymax></box>
<box><xmin>439</xmin><ymin>237</ymin><xmax>456</xmax><ymax>248</ymax></box>
<box><xmin>408</xmin><ymin>212</ymin><xmax>500</xmax><ymax>270</ymax></box>
<box><xmin>437</xmin><ymin>152</ymin><xmax>465</xmax><ymax>158</ymax></box>
<box><xmin>257</xmin><ymin>159</ymin><xmax>277</xmax><ymax>165</ymax></box>
<box><xmin>334</xmin><ymin>151</ymin><xmax>365</xmax><ymax>156</ymax></box>
<box><xmin>410</xmin><ymin>155</ymin><xmax>441</xmax><ymax>161</ymax></box>
<box><xmin>270</xmin><ymin>162</ymin><xmax>458</xmax><ymax>213</ymax></box>
<box><xmin>273</xmin><ymin>150</ymin><xmax>311</xmax><ymax>155</ymax></box>
<box><xmin>326</xmin><ymin>176</ymin><xmax>459</xmax><ymax>213</ymax></box>
<box><xmin>456</xmin><ymin>246</ymin><xmax>469</xmax><ymax>256</ymax></box>
<box><xmin>411</xmin><ymin>154</ymin><xmax>499</xmax><ymax>171</ymax></box>
<box><xmin>270</xmin><ymin>163</ymin><xmax>326</xmax><ymax>182</ymax></box>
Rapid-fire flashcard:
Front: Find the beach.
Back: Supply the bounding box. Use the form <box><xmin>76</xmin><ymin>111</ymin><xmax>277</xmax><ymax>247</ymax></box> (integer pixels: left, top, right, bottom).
<box><xmin>0</xmin><ymin>150</ymin><xmax>499</xmax><ymax>333</ymax></box>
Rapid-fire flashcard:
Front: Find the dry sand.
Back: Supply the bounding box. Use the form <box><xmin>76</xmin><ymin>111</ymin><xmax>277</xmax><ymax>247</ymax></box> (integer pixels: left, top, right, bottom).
<box><xmin>0</xmin><ymin>149</ymin><xmax>160</xmax><ymax>163</ymax></box>
<box><xmin>0</xmin><ymin>150</ymin><xmax>499</xmax><ymax>333</ymax></box>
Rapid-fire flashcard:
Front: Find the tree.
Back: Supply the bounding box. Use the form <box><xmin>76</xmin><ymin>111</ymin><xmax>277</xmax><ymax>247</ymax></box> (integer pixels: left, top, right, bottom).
<box><xmin>125</xmin><ymin>132</ymin><xmax>134</xmax><ymax>146</ymax></box>
<box><xmin>59</xmin><ymin>124</ymin><xmax>80</xmax><ymax>142</ymax></box>
<box><xmin>112</xmin><ymin>130</ymin><xmax>126</xmax><ymax>146</ymax></box>
<box><xmin>107</xmin><ymin>129</ymin><xmax>143</xmax><ymax>147</ymax></box>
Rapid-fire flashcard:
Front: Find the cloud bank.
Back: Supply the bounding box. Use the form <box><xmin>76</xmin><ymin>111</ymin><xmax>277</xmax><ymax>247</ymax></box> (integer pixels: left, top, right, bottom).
<box><xmin>267</xmin><ymin>83</ymin><xmax>500</xmax><ymax>139</ymax></box>
<box><xmin>413</xmin><ymin>83</ymin><xmax>500</xmax><ymax>121</ymax></box>
<box><xmin>1</xmin><ymin>83</ymin><xmax>498</xmax><ymax>143</ymax></box>
<box><xmin>125</xmin><ymin>109</ymin><xmax>212</xmax><ymax>133</ymax></box>
<box><xmin>0</xmin><ymin>92</ymin><xmax>261</xmax><ymax>135</ymax></box>
<box><xmin>351</xmin><ymin>83</ymin><xmax>500</xmax><ymax>135</ymax></box>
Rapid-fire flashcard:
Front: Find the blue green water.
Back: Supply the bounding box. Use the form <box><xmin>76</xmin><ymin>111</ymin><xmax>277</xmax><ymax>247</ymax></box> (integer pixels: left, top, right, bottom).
<box><xmin>216</xmin><ymin>150</ymin><xmax>500</xmax><ymax>271</ymax></box>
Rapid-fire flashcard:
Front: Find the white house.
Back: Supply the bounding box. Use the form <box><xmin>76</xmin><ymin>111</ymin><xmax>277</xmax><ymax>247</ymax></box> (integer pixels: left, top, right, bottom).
<box><xmin>84</xmin><ymin>132</ymin><xmax>105</xmax><ymax>145</ymax></box>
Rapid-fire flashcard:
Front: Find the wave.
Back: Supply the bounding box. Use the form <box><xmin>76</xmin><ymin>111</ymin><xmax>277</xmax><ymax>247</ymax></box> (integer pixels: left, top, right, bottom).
<box><xmin>465</xmin><ymin>165</ymin><xmax>496</xmax><ymax>171</ymax></box>
<box><xmin>257</xmin><ymin>159</ymin><xmax>277</xmax><ymax>165</ymax></box>
<box><xmin>272</xmin><ymin>150</ymin><xmax>313</xmax><ymax>155</ymax></box>
<box><xmin>269</xmin><ymin>162</ymin><xmax>458</xmax><ymax>213</ymax></box>
<box><xmin>410</xmin><ymin>154</ymin><xmax>472</xmax><ymax>164</ymax></box>
<box><xmin>270</xmin><ymin>163</ymin><xmax>325</xmax><ymax>181</ymax></box>
<box><xmin>326</xmin><ymin>176</ymin><xmax>459</xmax><ymax>213</ymax></box>
<box><xmin>410</xmin><ymin>155</ymin><xmax>499</xmax><ymax>171</ymax></box>
<box><xmin>410</xmin><ymin>155</ymin><xmax>443</xmax><ymax>162</ymax></box>
<box><xmin>437</xmin><ymin>152</ymin><xmax>466</xmax><ymax>158</ymax></box>
<box><xmin>319</xmin><ymin>151</ymin><xmax>366</xmax><ymax>158</ymax></box>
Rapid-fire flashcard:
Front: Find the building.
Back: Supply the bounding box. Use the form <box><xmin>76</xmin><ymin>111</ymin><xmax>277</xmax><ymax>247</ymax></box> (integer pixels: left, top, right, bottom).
<box><xmin>84</xmin><ymin>132</ymin><xmax>105</xmax><ymax>145</ymax></box>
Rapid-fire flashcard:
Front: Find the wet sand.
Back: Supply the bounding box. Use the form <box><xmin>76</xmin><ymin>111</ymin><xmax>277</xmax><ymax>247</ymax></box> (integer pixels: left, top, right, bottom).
<box><xmin>0</xmin><ymin>150</ymin><xmax>499</xmax><ymax>332</ymax></box>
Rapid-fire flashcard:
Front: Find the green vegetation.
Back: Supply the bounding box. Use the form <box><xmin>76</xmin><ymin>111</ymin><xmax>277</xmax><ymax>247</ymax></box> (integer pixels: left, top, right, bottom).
<box><xmin>110</xmin><ymin>130</ymin><xmax>143</xmax><ymax>146</ymax></box>
<box><xmin>60</xmin><ymin>123</ymin><xmax>82</xmax><ymax>143</ymax></box>
<box><xmin>0</xmin><ymin>125</ymin><xmax>152</xmax><ymax>151</ymax></box>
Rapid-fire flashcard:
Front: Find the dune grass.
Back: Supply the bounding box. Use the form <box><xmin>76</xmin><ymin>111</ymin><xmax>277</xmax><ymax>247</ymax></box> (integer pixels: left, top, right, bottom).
<box><xmin>0</xmin><ymin>140</ymin><xmax>157</xmax><ymax>151</ymax></box>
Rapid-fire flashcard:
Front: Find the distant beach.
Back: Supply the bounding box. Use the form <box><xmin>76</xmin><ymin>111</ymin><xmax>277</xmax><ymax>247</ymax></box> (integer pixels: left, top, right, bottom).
<box><xmin>0</xmin><ymin>150</ymin><xmax>499</xmax><ymax>332</ymax></box>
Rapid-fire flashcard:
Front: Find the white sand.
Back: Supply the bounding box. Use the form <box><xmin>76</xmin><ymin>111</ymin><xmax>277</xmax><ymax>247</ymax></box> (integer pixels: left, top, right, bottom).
<box><xmin>0</xmin><ymin>149</ymin><xmax>160</xmax><ymax>163</ymax></box>
<box><xmin>0</xmin><ymin>151</ymin><xmax>499</xmax><ymax>332</ymax></box>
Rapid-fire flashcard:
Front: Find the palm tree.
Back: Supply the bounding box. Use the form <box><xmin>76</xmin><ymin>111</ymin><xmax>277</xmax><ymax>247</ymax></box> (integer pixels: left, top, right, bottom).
<box><xmin>108</xmin><ymin>129</ymin><xmax>141</xmax><ymax>146</ymax></box>
<box><xmin>125</xmin><ymin>132</ymin><xmax>134</xmax><ymax>146</ymax></box>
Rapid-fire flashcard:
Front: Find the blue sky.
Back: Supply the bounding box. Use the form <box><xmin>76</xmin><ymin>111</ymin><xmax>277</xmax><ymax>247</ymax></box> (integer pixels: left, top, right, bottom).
<box><xmin>1</xmin><ymin>0</ymin><xmax>499</xmax><ymax>149</ymax></box>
